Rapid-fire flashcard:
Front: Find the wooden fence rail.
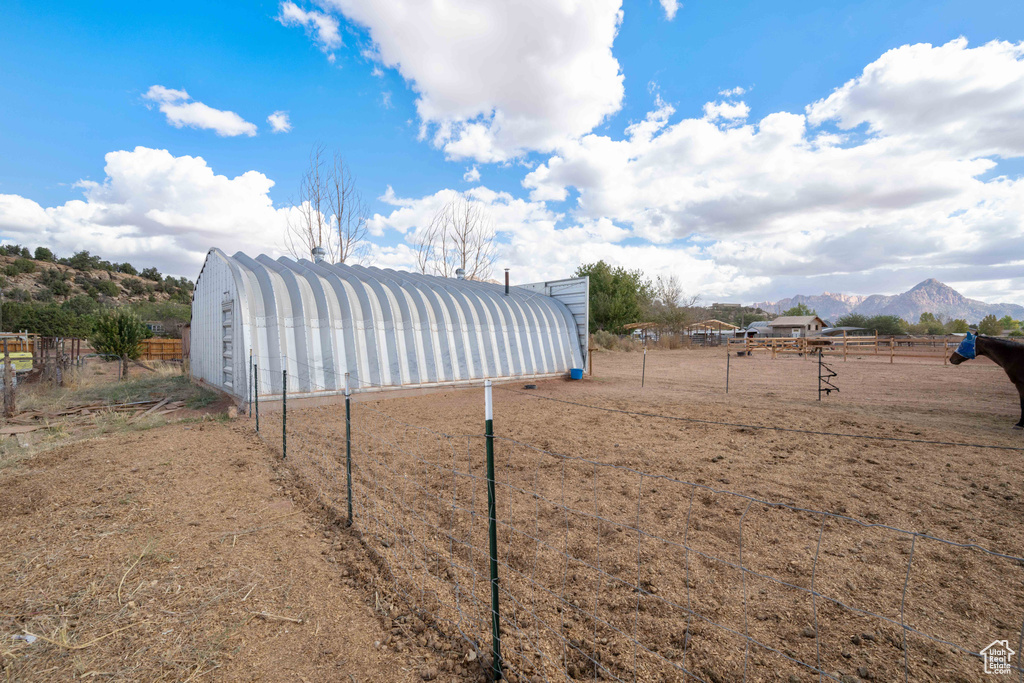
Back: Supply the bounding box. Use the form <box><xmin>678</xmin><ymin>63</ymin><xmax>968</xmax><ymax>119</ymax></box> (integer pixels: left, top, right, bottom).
<box><xmin>727</xmin><ymin>335</ymin><xmax>963</xmax><ymax>364</ymax></box>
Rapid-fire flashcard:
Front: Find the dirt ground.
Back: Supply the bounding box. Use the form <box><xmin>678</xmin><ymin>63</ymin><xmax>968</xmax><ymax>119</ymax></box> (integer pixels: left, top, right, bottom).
<box><xmin>0</xmin><ymin>419</ymin><xmax>449</xmax><ymax>682</ymax></box>
<box><xmin>276</xmin><ymin>348</ymin><xmax>1024</xmax><ymax>683</ymax></box>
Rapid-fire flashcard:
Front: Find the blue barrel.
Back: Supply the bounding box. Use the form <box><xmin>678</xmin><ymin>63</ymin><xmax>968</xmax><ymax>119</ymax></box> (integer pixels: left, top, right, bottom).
<box><xmin>569</xmin><ymin>368</ymin><xmax>584</xmax><ymax>380</ymax></box>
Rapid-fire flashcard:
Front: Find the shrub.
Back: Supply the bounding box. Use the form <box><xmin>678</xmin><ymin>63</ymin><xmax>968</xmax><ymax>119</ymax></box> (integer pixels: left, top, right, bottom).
<box><xmin>140</xmin><ymin>267</ymin><xmax>162</xmax><ymax>282</ymax></box>
<box><xmin>95</xmin><ymin>281</ymin><xmax>119</xmax><ymax>298</ymax></box>
<box><xmin>592</xmin><ymin>330</ymin><xmax>618</xmax><ymax>349</ymax></box>
<box><xmin>123</xmin><ymin>277</ymin><xmax>148</xmax><ymax>296</ymax></box>
<box><xmin>33</xmin><ymin>246</ymin><xmax>54</xmax><ymax>261</ymax></box>
<box><xmin>11</xmin><ymin>258</ymin><xmax>36</xmax><ymax>274</ymax></box>
<box><xmin>33</xmin><ymin>288</ymin><xmax>54</xmax><ymax>302</ymax></box>
<box><xmin>51</xmin><ymin>279</ymin><xmax>72</xmax><ymax>296</ymax></box>
<box><xmin>116</xmin><ymin>262</ymin><xmax>138</xmax><ymax>275</ymax></box>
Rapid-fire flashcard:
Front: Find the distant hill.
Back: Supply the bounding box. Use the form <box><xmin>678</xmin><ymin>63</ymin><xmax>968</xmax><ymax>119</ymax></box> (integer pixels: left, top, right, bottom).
<box><xmin>0</xmin><ymin>254</ymin><xmax>191</xmax><ymax>306</ymax></box>
<box><xmin>753</xmin><ymin>279</ymin><xmax>1024</xmax><ymax>323</ymax></box>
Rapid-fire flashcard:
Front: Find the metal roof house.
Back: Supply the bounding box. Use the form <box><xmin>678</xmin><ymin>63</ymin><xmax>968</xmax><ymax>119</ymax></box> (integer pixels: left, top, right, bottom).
<box><xmin>768</xmin><ymin>315</ymin><xmax>826</xmax><ymax>337</ymax></box>
<box><xmin>190</xmin><ymin>249</ymin><xmax>588</xmax><ymax>401</ymax></box>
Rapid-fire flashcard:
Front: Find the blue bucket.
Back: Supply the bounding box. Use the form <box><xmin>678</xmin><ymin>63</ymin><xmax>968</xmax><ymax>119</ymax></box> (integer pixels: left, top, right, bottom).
<box><xmin>569</xmin><ymin>368</ymin><xmax>584</xmax><ymax>380</ymax></box>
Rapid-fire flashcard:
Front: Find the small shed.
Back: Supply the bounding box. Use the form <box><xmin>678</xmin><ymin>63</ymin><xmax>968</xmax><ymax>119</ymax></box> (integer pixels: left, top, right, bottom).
<box><xmin>768</xmin><ymin>315</ymin><xmax>826</xmax><ymax>337</ymax></box>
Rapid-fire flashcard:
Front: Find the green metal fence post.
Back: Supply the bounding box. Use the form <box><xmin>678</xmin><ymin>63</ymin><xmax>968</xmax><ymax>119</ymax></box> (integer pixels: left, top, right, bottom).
<box><xmin>255</xmin><ymin>363</ymin><xmax>260</xmax><ymax>433</ymax></box>
<box><xmin>484</xmin><ymin>379</ymin><xmax>502</xmax><ymax>680</ymax></box>
<box><xmin>345</xmin><ymin>372</ymin><xmax>353</xmax><ymax>527</ymax></box>
<box><xmin>248</xmin><ymin>348</ymin><xmax>253</xmax><ymax>417</ymax></box>
<box><xmin>282</xmin><ymin>368</ymin><xmax>287</xmax><ymax>459</ymax></box>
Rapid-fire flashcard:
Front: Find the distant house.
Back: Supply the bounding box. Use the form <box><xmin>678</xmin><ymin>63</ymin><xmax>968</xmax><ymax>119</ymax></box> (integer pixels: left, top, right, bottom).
<box><xmin>145</xmin><ymin>321</ymin><xmax>164</xmax><ymax>334</ymax></box>
<box><xmin>768</xmin><ymin>315</ymin><xmax>826</xmax><ymax>337</ymax></box>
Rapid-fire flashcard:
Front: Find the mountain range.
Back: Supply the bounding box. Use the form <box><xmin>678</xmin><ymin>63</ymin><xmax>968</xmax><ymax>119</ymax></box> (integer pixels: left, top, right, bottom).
<box><xmin>752</xmin><ymin>279</ymin><xmax>1024</xmax><ymax>323</ymax></box>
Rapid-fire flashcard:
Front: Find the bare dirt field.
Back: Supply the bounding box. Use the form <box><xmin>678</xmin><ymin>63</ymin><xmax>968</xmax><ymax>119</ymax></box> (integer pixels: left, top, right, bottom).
<box><xmin>277</xmin><ymin>348</ymin><xmax>1024</xmax><ymax>683</ymax></box>
<box><xmin>0</xmin><ymin>419</ymin><xmax>426</xmax><ymax>682</ymax></box>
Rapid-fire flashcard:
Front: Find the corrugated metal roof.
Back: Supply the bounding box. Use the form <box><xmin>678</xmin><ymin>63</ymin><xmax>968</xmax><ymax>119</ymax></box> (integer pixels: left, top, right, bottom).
<box><xmin>769</xmin><ymin>315</ymin><xmax>825</xmax><ymax>326</ymax></box>
<box><xmin>191</xmin><ymin>249</ymin><xmax>585</xmax><ymax>399</ymax></box>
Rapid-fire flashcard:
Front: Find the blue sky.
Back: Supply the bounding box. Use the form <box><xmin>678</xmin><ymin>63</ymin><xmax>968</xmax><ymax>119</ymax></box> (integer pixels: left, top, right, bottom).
<box><xmin>1</xmin><ymin>0</ymin><xmax>1023</xmax><ymax>304</ymax></box>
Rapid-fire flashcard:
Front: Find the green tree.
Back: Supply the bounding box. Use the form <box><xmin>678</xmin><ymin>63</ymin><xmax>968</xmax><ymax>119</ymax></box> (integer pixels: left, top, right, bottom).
<box><xmin>116</xmin><ymin>262</ymin><xmax>138</xmax><ymax>275</ymax></box>
<box><xmin>912</xmin><ymin>312</ymin><xmax>945</xmax><ymax>335</ymax></box>
<box><xmin>33</xmin><ymin>246</ymin><xmax>54</xmax><ymax>261</ymax></box>
<box><xmin>835</xmin><ymin>313</ymin><xmax>870</xmax><ymax>328</ymax></box>
<box><xmin>998</xmin><ymin>315</ymin><xmax>1019</xmax><ymax>331</ymax></box>
<box><xmin>66</xmin><ymin>250</ymin><xmax>102</xmax><ymax>271</ymax></box>
<box><xmin>140</xmin><ymin>266</ymin><xmax>162</xmax><ymax>282</ymax></box>
<box><xmin>782</xmin><ymin>302</ymin><xmax>815</xmax><ymax>317</ymax></box>
<box><xmin>978</xmin><ymin>314</ymin><xmax>1002</xmax><ymax>336</ymax></box>
<box><xmin>865</xmin><ymin>315</ymin><xmax>908</xmax><ymax>336</ymax></box>
<box><xmin>946</xmin><ymin>319</ymin><xmax>970</xmax><ymax>333</ymax></box>
<box><xmin>91</xmin><ymin>309</ymin><xmax>148</xmax><ymax>379</ymax></box>
<box><xmin>575</xmin><ymin>261</ymin><xmax>652</xmax><ymax>333</ymax></box>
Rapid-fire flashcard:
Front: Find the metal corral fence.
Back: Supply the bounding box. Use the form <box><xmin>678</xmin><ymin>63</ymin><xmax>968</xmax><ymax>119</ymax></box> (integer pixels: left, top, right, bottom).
<box><xmin>139</xmin><ymin>338</ymin><xmax>183</xmax><ymax>361</ymax></box>
<box><xmin>728</xmin><ymin>335</ymin><xmax>970</xmax><ymax>363</ymax></box>
<box><xmin>248</xmin><ymin>356</ymin><xmax>1024</xmax><ymax>682</ymax></box>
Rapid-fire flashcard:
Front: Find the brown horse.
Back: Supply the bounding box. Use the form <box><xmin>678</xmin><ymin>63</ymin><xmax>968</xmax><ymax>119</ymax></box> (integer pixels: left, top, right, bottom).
<box><xmin>949</xmin><ymin>333</ymin><xmax>1024</xmax><ymax>429</ymax></box>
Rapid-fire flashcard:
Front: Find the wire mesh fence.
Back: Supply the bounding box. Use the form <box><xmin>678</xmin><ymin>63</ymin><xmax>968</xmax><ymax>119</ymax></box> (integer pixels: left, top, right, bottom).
<box><xmin>249</xmin><ymin>358</ymin><xmax>1024</xmax><ymax>682</ymax></box>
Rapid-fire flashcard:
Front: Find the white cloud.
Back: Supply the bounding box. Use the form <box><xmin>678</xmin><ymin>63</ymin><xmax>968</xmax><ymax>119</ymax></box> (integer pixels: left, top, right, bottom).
<box><xmin>143</xmin><ymin>86</ymin><xmax>257</xmax><ymax>137</ymax></box>
<box><xmin>277</xmin><ymin>1</ymin><xmax>342</xmax><ymax>55</ymax></box>
<box><xmin>365</xmin><ymin>185</ymin><xmax>763</xmax><ymax>296</ymax></box>
<box><xmin>520</xmin><ymin>38</ymin><xmax>1024</xmax><ymax>301</ymax></box>
<box><xmin>659</xmin><ymin>0</ymin><xmax>680</xmax><ymax>20</ymax></box>
<box><xmin>719</xmin><ymin>86</ymin><xmax>746</xmax><ymax>97</ymax></box>
<box><xmin>267</xmin><ymin>111</ymin><xmax>292</xmax><ymax>133</ymax></box>
<box><xmin>0</xmin><ymin>147</ymin><xmax>297</xmax><ymax>277</ymax></box>
<box><xmin>702</xmin><ymin>99</ymin><xmax>750</xmax><ymax>121</ymax></box>
<box><xmin>807</xmin><ymin>38</ymin><xmax>1024</xmax><ymax>158</ymax></box>
<box><xmin>297</xmin><ymin>0</ymin><xmax>625</xmax><ymax>162</ymax></box>
<box><xmin>463</xmin><ymin>166</ymin><xmax>480</xmax><ymax>183</ymax></box>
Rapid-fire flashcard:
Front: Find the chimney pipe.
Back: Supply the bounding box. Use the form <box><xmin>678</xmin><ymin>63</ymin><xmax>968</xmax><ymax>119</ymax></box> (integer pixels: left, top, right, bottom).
<box><xmin>311</xmin><ymin>246</ymin><xmax>326</xmax><ymax>263</ymax></box>
<box><xmin>504</xmin><ymin>268</ymin><xmax>509</xmax><ymax>295</ymax></box>
<box><xmin>455</xmin><ymin>268</ymin><xmax>465</xmax><ymax>280</ymax></box>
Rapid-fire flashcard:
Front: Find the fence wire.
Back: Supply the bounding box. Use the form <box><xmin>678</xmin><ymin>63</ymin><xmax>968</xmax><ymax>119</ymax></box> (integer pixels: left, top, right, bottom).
<box><xmin>249</xmin><ymin>358</ymin><xmax>1024</xmax><ymax>682</ymax></box>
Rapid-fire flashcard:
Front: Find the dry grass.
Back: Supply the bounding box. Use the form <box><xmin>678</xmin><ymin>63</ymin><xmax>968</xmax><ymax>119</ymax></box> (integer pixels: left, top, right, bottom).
<box><xmin>1</xmin><ymin>361</ymin><xmax>225</xmax><ymax>470</ymax></box>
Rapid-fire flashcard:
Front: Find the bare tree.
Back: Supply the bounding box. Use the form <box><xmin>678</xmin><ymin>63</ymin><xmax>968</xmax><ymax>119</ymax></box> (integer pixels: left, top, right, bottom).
<box><xmin>285</xmin><ymin>144</ymin><xmax>369</xmax><ymax>264</ymax></box>
<box><xmin>413</xmin><ymin>193</ymin><xmax>497</xmax><ymax>280</ymax></box>
<box><xmin>285</xmin><ymin>143</ymin><xmax>330</xmax><ymax>261</ymax></box>
<box><xmin>325</xmin><ymin>153</ymin><xmax>368</xmax><ymax>264</ymax></box>
<box><xmin>647</xmin><ymin>274</ymin><xmax>701</xmax><ymax>334</ymax></box>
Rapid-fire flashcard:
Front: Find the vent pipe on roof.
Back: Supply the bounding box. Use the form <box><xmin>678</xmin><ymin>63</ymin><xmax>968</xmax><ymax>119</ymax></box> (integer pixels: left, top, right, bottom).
<box><xmin>455</xmin><ymin>268</ymin><xmax>465</xmax><ymax>280</ymax></box>
<box><xmin>504</xmin><ymin>268</ymin><xmax>509</xmax><ymax>295</ymax></box>
<box><xmin>311</xmin><ymin>246</ymin><xmax>326</xmax><ymax>263</ymax></box>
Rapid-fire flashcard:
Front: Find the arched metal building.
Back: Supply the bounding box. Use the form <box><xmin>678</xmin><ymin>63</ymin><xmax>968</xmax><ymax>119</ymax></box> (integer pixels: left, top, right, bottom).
<box><xmin>190</xmin><ymin>249</ymin><xmax>589</xmax><ymax>401</ymax></box>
